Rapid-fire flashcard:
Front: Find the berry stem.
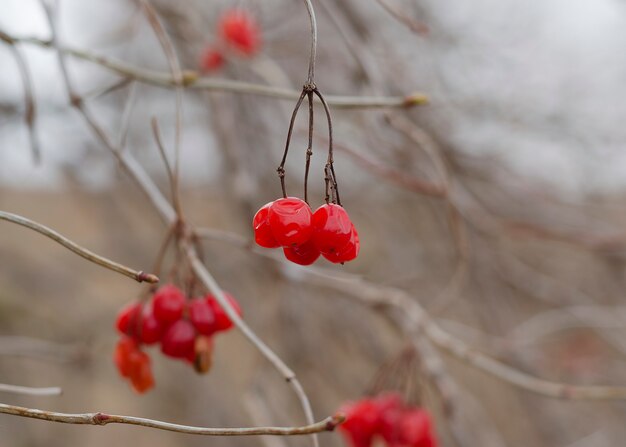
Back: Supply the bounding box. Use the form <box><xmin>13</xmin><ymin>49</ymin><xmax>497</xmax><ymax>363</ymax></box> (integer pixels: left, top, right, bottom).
<box><xmin>313</xmin><ymin>88</ymin><xmax>341</xmax><ymax>206</ymax></box>
<box><xmin>304</xmin><ymin>91</ymin><xmax>314</xmax><ymax>204</ymax></box>
<box><xmin>302</xmin><ymin>0</ymin><xmax>318</xmax><ymax>85</ymax></box>
<box><xmin>277</xmin><ymin>89</ymin><xmax>307</xmax><ymax>198</ymax></box>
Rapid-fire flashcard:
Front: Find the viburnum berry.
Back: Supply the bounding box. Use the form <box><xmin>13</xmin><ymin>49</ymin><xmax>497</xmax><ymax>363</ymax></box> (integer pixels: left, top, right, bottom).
<box><xmin>161</xmin><ymin>319</ymin><xmax>197</xmax><ymax>359</ymax></box>
<box><xmin>199</xmin><ymin>46</ymin><xmax>225</xmax><ymax>72</ymax></box>
<box><xmin>218</xmin><ymin>9</ymin><xmax>261</xmax><ymax>56</ymax></box>
<box><xmin>193</xmin><ymin>335</ymin><xmax>214</xmax><ymax>374</ymax></box>
<box><xmin>394</xmin><ymin>409</ymin><xmax>436</xmax><ymax>447</ymax></box>
<box><xmin>114</xmin><ymin>336</ymin><xmax>154</xmax><ymax>394</ymax></box>
<box><xmin>268</xmin><ymin>197</ymin><xmax>313</xmax><ymax>247</ymax></box>
<box><xmin>139</xmin><ymin>306</ymin><xmax>164</xmax><ymax>345</ymax></box>
<box><xmin>152</xmin><ymin>284</ymin><xmax>185</xmax><ymax>324</ymax></box>
<box><xmin>114</xmin><ymin>336</ymin><xmax>138</xmax><ymax>378</ymax></box>
<box><xmin>338</xmin><ymin>398</ymin><xmax>380</xmax><ymax>447</ymax></box>
<box><xmin>189</xmin><ymin>297</ymin><xmax>219</xmax><ymax>335</ymax></box>
<box><xmin>115</xmin><ymin>302</ymin><xmax>142</xmax><ymax>338</ymax></box>
<box><xmin>323</xmin><ymin>225</ymin><xmax>359</xmax><ymax>264</ymax></box>
<box><xmin>312</xmin><ymin>203</ymin><xmax>353</xmax><ymax>254</ymax></box>
<box><xmin>253</xmin><ymin>202</ymin><xmax>280</xmax><ymax>248</ymax></box>
<box><xmin>283</xmin><ymin>239</ymin><xmax>321</xmax><ymax>265</ymax></box>
<box><xmin>207</xmin><ymin>292</ymin><xmax>242</xmax><ymax>332</ymax></box>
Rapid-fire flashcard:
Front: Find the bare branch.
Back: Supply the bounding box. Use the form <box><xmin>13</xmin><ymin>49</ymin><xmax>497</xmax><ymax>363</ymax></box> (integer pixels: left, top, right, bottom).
<box><xmin>0</xmin><ymin>384</ymin><xmax>62</xmax><ymax>397</ymax></box>
<box><xmin>0</xmin><ymin>403</ymin><xmax>343</xmax><ymax>436</ymax></box>
<box><xmin>0</xmin><ymin>211</ymin><xmax>158</xmax><ymax>284</ymax></box>
<box><xmin>7</xmin><ymin>35</ymin><xmax>428</xmax><ymax>109</ymax></box>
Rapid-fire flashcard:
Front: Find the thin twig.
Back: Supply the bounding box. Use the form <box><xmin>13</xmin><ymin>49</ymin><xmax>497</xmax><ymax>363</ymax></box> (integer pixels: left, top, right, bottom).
<box><xmin>302</xmin><ymin>0</ymin><xmax>318</xmax><ymax>84</ymax></box>
<box><xmin>0</xmin><ymin>211</ymin><xmax>158</xmax><ymax>284</ymax></box>
<box><xmin>7</xmin><ymin>35</ymin><xmax>428</xmax><ymax>109</ymax></box>
<box><xmin>0</xmin><ymin>404</ymin><xmax>343</xmax><ymax>436</ymax></box>
<box><xmin>0</xmin><ymin>384</ymin><xmax>62</xmax><ymax>397</ymax></box>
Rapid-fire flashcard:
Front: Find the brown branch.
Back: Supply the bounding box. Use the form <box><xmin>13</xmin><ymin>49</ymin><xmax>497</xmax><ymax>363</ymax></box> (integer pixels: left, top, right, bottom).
<box><xmin>7</xmin><ymin>35</ymin><xmax>427</xmax><ymax>109</ymax></box>
<box><xmin>0</xmin><ymin>404</ymin><xmax>343</xmax><ymax>436</ymax></box>
<box><xmin>0</xmin><ymin>211</ymin><xmax>158</xmax><ymax>284</ymax></box>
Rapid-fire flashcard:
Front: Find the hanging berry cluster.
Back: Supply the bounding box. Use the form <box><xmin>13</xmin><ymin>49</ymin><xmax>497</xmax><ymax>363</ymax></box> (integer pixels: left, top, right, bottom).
<box><xmin>338</xmin><ymin>392</ymin><xmax>438</xmax><ymax>447</ymax></box>
<box><xmin>199</xmin><ymin>8</ymin><xmax>261</xmax><ymax>72</ymax></box>
<box><xmin>252</xmin><ymin>68</ymin><xmax>359</xmax><ymax>265</ymax></box>
<box><xmin>114</xmin><ymin>284</ymin><xmax>242</xmax><ymax>394</ymax></box>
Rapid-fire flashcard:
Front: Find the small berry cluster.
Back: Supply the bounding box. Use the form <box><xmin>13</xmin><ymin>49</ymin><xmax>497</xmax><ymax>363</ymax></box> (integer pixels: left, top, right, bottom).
<box><xmin>114</xmin><ymin>284</ymin><xmax>242</xmax><ymax>393</ymax></box>
<box><xmin>253</xmin><ymin>197</ymin><xmax>359</xmax><ymax>265</ymax></box>
<box><xmin>199</xmin><ymin>8</ymin><xmax>261</xmax><ymax>72</ymax></box>
<box><xmin>338</xmin><ymin>393</ymin><xmax>437</xmax><ymax>447</ymax></box>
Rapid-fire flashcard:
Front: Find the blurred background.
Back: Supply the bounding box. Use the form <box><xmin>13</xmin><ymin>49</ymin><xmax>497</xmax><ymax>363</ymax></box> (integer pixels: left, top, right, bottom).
<box><xmin>1</xmin><ymin>0</ymin><xmax>626</xmax><ymax>446</ymax></box>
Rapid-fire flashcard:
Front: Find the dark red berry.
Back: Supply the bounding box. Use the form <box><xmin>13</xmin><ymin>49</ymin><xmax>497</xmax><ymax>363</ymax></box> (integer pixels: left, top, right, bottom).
<box><xmin>189</xmin><ymin>298</ymin><xmax>219</xmax><ymax>335</ymax></box>
<box><xmin>152</xmin><ymin>284</ymin><xmax>186</xmax><ymax>324</ymax></box>
<box><xmin>253</xmin><ymin>202</ymin><xmax>280</xmax><ymax>248</ymax></box>
<box><xmin>323</xmin><ymin>225</ymin><xmax>359</xmax><ymax>264</ymax></box>
<box><xmin>269</xmin><ymin>197</ymin><xmax>313</xmax><ymax>247</ymax></box>
<box><xmin>312</xmin><ymin>204</ymin><xmax>353</xmax><ymax>254</ymax></box>
<box><xmin>207</xmin><ymin>292</ymin><xmax>242</xmax><ymax>332</ymax></box>
<box><xmin>199</xmin><ymin>46</ymin><xmax>225</xmax><ymax>72</ymax></box>
<box><xmin>283</xmin><ymin>239</ymin><xmax>321</xmax><ymax>265</ymax></box>
<box><xmin>160</xmin><ymin>319</ymin><xmax>196</xmax><ymax>359</ymax></box>
<box><xmin>139</xmin><ymin>307</ymin><xmax>163</xmax><ymax>345</ymax></box>
<box><xmin>219</xmin><ymin>9</ymin><xmax>261</xmax><ymax>56</ymax></box>
<box><xmin>115</xmin><ymin>302</ymin><xmax>141</xmax><ymax>338</ymax></box>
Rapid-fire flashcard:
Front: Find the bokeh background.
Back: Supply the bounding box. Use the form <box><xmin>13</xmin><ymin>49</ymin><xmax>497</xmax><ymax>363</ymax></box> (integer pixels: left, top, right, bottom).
<box><xmin>2</xmin><ymin>1</ymin><xmax>626</xmax><ymax>446</ymax></box>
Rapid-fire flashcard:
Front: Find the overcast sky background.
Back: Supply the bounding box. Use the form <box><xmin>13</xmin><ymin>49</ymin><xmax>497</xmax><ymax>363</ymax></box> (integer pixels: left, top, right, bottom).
<box><xmin>1</xmin><ymin>0</ymin><xmax>626</xmax><ymax>198</ymax></box>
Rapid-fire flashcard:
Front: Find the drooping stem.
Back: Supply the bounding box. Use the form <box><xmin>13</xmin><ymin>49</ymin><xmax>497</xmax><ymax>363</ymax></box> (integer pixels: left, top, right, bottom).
<box><xmin>277</xmin><ymin>90</ymin><xmax>307</xmax><ymax>198</ymax></box>
<box><xmin>304</xmin><ymin>91</ymin><xmax>314</xmax><ymax>203</ymax></box>
<box><xmin>302</xmin><ymin>0</ymin><xmax>318</xmax><ymax>85</ymax></box>
<box><xmin>313</xmin><ymin>88</ymin><xmax>340</xmax><ymax>205</ymax></box>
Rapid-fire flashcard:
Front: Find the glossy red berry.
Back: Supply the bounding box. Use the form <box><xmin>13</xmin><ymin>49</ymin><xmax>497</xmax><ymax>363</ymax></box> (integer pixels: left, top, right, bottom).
<box><xmin>269</xmin><ymin>197</ymin><xmax>313</xmax><ymax>247</ymax></box>
<box><xmin>199</xmin><ymin>46</ymin><xmax>225</xmax><ymax>72</ymax></box>
<box><xmin>139</xmin><ymin>307</ymin><xmax>164</xmax><ymax>345</ymax></box>
<box><xmin>161</xmin><ymin>319</ymin><xmax>197</xmax><ymax>359</ymax></box>
<box><xmin>338</xmin><ymin>398</ymin><xmax>380</xmax><ymax>447</ymax></box>
<box><xmin>219</xmin><ymin>9</ymin><xmax>261</xmax><ymax>56</ymax></box>
<box><xmin>152</xmin><ymin>284</ymin><xmax>186</xmax><ymax>324</ymax></box>
<box><xmin>207</xmin><ymin>292</ymin><xmax>242</xmax><ymax>332</ymax></box>
<box><xmin>115</xmin><ymin>302</ymin><xmax>141</xmax><ymax>338</ymax></box>
<box><xmin>312</xmin><ymin>204</ymin><xmax>353</xmax><ymax>254</ymax></box>
<box><xmin>283</xmin><ymin>239</ymin><xmax>321</xmax><ymax>265</ymax></box>
<box><xmin>189</xmin><ymin>298</ymin><xmax>219</xmax><ymax>335</ymax></box>
<box><xmin>253</xmin><ymin>202</ymin><xmax>280</xmax><ymax>248</ymax></box>
<box><xmin>323</xmin><ymin>225</ymin><xmax>359</xmax><ymax>264</ymax></box>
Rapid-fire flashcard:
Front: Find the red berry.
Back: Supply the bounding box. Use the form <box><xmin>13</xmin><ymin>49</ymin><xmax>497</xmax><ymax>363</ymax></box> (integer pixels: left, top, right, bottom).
<box><xmin>152</xmin><ymin>284</ymin><xmax>186</xmax><ymax>324</ymax></box>
<box><xmin>139</xmin><ymin>306</ymin><xmax>163</xmax><ymax>345</ymax></box>
<box><xmin>128</xmin><ymin>349</ymin><xmax>155</xmax><ymax>394</ymax></box>
<box><xmin>312</xmin><ymin>204</ymin><xmax>353</xmax><ymax>254</ymax></box>
<box><xmin>219</xmin><ymin>9</ymin><xmax>261</xmax><ymax>56</ymax></box>
<box><xmin>161</xmin><ymin>319</ymin><xmax>197</xmax><ymax>359</ymax></box>
<box><xmin>115</xmin><ymin>302</ymin><xmax>142</xmax><ymax>338</ymax></box>
<box><xmin>269</xmin><ymin>197</ymin><xmax>313</xmax><ymax>247</ymax></box>
<box><xmin>323</xmin><ymin>225</ymin><xmax>359</xmax><ymax>264</ymax></box>
<box><xmin>396</xmin><ymin>409</ymin><xmax>436</xmax><ymax>447</ymax></box>
<box><xmin>199</xmin><ymin>46</ymin><xmax>225</xmax><ymax>72</ymax></box>
<box><xmin>207</xmin><ymin>292</ymin><xmax>242</xmax><ymax>332</ymax></box>
<box><xmin>338</xmin><ymin>398</ymin><xmax>379</xmax><ymax>447</ymax></box>
<box><xmin>189</xmin><ymin>298</ymin><xmax>219</xmax><ymax>335</ymax></box>
<box><xmin>253</xmin><ymin>202</ymin><xmax>280</xmax><ymax>248</ymax></box>
<box><xmin>283</xmin><ymin>239</ymin><xmax>321</xmax><ymax>265</ymax></box>
<box><xmin>114</xmin><ymin>336</ymin><xmax>138</xmax><ymax>378</ymax></box>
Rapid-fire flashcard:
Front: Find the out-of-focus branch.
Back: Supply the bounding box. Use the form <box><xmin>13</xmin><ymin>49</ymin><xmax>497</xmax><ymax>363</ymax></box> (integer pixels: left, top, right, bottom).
<box><xmin>373</xmin><ymin>0</ymin><xmax>430</xmax><ymax>35</ymax></box>
<box><xmin>0</xmin><ymin>384</ymin><xmax>62</xmax><ymax>396</ymax></box>
<box><xmin>0</xmin><ymin>211</ymin><xmax>158</xmax><ymax>284</ymax></box>
<box><xmin>0</xmin><ymin>31</ymin><xmax>40</xmax><ymax>163</ymax></box>
<box><xmin>6</xmin><ymin>35</ymin><xmax>427</xmax><ymax>109</ymax></box>
<box><xmin>0</xmin><ymin>403</ymin><xmax>343</xmax><ymax>436</ymax></box>
<box><xmin>196</xmin><ymin>226</ymin><xmax>626</xmax><ymax>401</ymax></box>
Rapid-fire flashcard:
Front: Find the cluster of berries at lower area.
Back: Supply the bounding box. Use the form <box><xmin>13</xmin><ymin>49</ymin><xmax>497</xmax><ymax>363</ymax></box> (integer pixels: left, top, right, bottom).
<box><xmin>114</xmin><ymin>284</ymin><xmax>241</xmax><ymax>393</ymax></box>
<box><xmin>199</xmin><ymin>8</ymin><xmax>261</xmax><ymax>72</ymax></box>
<box><xmin>338</xmin><ymin>393</ymin><xmax>437</xmax><ymax>447</ymax></box>
<box><xmin>253</xmin><ymin>197</ymin><xmax>359</xmax><ymax>265</ymax></box>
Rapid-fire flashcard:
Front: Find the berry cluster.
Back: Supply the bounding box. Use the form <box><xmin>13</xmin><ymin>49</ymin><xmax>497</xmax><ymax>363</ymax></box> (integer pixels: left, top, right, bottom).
<box><xmin>338</xmin><ymin>393</ymin><xmax>437</xmax><ymax>447</ymax></box>
<box><xmin>253</xmin><ymin>197</ymin><xmax>359</xmax><ymax>265</ymax></box>
<box><xmin>199</xmin><ymin>8</ymin><xmax>261</xmax><ymax>72</ymax></box>
<box><xmin>114</xmin><ymin>284</ymin><xmax>241</xmax><ymax>393</ymax></box>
